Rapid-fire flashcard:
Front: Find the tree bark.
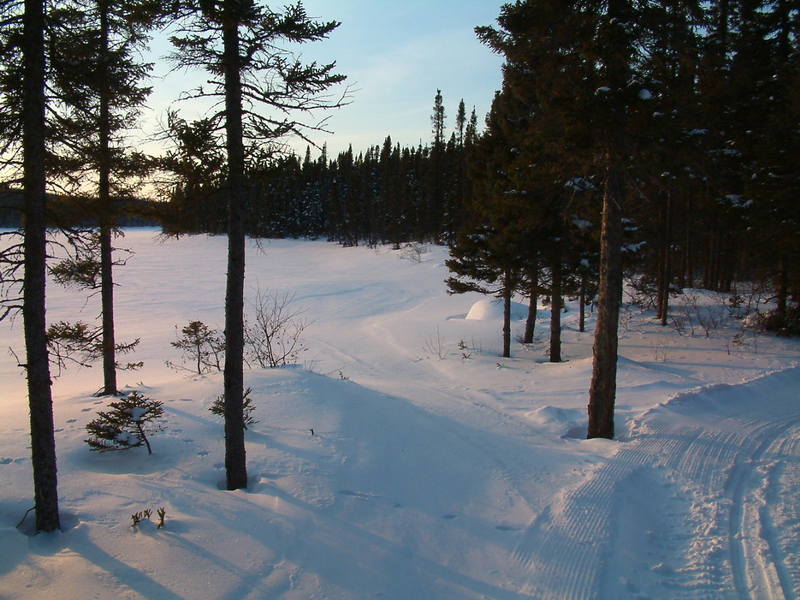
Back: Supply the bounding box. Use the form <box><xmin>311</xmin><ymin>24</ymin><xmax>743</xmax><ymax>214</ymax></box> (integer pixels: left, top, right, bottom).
<box><xmin>523</xmin><ymin>265</ymin><xmax>538</xmax><ymax>344</ymax></box>
<box><xmin>659</xmin><ymin>189</ymin><xmax>672</xmax><ymax>327</ymax></box>
<box><xmin>98</xmin><ymin>0</ymin><xmax>117</xmax><ymax>395</ymax></box>
<box><xmin>23</xmin><ymin>0</ymin><xmax>60</xmax><ymax>531</ymax></box>
<box><xmin>776</xmin><ymin>255</ymin><xmax>788</xmax><ymax>322</ymax></box>
<box><xmin>587</xmin><ymin>167</ymin><xmax>624</xmax><ymax>439</ymax></box>
<box><xmin>502</xmin><ymin>270</ymin><xmax>511</xmax><ymax>358</ymax></box>
<box><xmin>549</xmin><ymin>244</ymin><xmax>562</xmax><ymax>363</ymax></box>
<box><xmin>222</xmin><ymin>4</ymin><xmax>247</xmax><ymax>490</ymax></box>
<box><xmin>587</xmin><ymin>0</ymin><xmax>628</xmax><ymax>440</ymax></box>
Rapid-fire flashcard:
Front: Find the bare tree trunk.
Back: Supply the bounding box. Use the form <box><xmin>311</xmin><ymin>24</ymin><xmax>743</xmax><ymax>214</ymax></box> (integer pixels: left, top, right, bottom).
<box><xmin>587</xmin><ymin>167</ymin><xmax>624</xmax><ymax>439</ymax></box>
<box><xmin>549</xmin><ymin>245</ymin><xmax>562</xmax><ymax>363</ymax></box>
<box><xmin>502</xmin><ymin>270</ymin><xmax>511</xmax><ymax>358</ymax></box>
<box><xmin>659</xmin><ymin>189</ymin><xmax>672</xmax><ymax>326</ymax></box>
<box><xmin>587</xmin><ymin>0</ymin><xmax>628</xmax><ymax>440</ymax></box>
<box><xmin>656</xmin><ymin>195</ymin><xmax>666</xmax><ymax>321</ymax></box>
<box><xmin>222</xmin><ymin>4</ymin><xmax>247</xmax><ymax>491</ymax></box>
<box><xmin>98</xmin><ymin>0</ymin><xmax>117</xmax><ymax>395</ymax></box>
<box><xmin>579</xmin><ymin>276</ymin><xmax>586</xmax><ymax>333</ymax></box>
<box><xmin>776</xmin><ymin>255</ymin><xmax>788</xmax><ymax>322</ymax></box>
<box><xmin>523</xmin><ymin>265</ymin><xmax>538</xmax><ymax>344</ymax></box>
<box><xmin>23</xmin><ymin>0</ymin><xmax>60</xmax><ymax>532</ymax></box>
<box><xmin>684</xmin><ymin>195</ymin><xmax>693</xmax><ymax>288</ymax></box>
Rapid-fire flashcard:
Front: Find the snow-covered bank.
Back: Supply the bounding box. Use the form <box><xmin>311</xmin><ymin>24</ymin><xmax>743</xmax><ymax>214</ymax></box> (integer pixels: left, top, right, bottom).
<box><xmin>1</xmin><ymin>230</ymin><xmax>798</xmax><ymax>599</ymax></box>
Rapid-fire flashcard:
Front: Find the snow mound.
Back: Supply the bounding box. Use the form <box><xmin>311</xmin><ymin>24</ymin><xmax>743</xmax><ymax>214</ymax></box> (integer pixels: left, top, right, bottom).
<box><xmin>465</xmin><ymin>298</ymin><xmax>528</xmax><ymax>321</ymax></box>
<box><xmin>527</xmin><ymin>405</ymin><xmax>577</xmax><ymax>427</ymax></box>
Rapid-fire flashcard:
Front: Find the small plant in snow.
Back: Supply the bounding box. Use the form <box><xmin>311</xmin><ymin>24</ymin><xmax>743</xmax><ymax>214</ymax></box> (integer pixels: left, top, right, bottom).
<box><xmin>209</xmin><ymin>387</ymin><xmax>257</xmax><ymax>429</ymax></box>
<box><xmin>399</xmin><ymin>242</ymin><xmax>426</xmax><ymax>263</ymax></box>
<box><xmin>244</xmin><ymin>289</ymin><xmax>309</xmax><ymax>368</ymax></box>
<box><xmin>653</xmin><ymin>342</ymin><xmax>671</xmax><ymax>362</ymax></box>
<box><xmin>156</xmin><ymin>507</ymin><xmax>166</xmax><ymax>529</ymax></box>
<box><xmin>131</xmin><ymin>510</ymin><xmax>147</xmax><ymax>529</ymax></box>
<box><xmin>130</xmin><ymin>506</ymin><xmax>166</xmax><ymax>530</ymax></box>
<box><xmin>85</xmin><ymin>392</ymin><xmax>165</xmax><ymax>454</ymax></box>
<box><xmin>422</xmin><ymin>326</ymin><xmax>445</xmax><ymax>359</ymax></box>
<box><xmin>167</xmin><ymin>320</ymin><xmax>225</xmax><ymax>375</ymax></box>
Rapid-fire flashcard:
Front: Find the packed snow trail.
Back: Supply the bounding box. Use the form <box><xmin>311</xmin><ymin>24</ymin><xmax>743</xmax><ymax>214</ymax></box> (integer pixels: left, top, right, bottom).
<box><xmin>306</xmin><ymin>295</ymin><xmax>800</xmax><ymax>599</ymax></box>
<box><xmin>472</xmin><ymin>367</ymin><xmax>800</xmax><ymax>600</ymax></box>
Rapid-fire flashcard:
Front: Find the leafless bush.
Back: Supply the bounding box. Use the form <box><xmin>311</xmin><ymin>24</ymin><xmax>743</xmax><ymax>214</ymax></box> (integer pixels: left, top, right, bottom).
<box><xmin>399</xmin><ymin>242</ymin><xmax>427</xmax><ymax>263</ymax></box>
<box><xmin>683</xmin><ymin>293</ymin><xmax>722</xmax><ymax>337</ymax></box>
<box><xmin>422</xmin><ymin>325</ymin><xmax>445</xmax><ymax>359</ymax></box>
<box><xmin>670</xmin><ymin>314</ymin><xmax>692</xmax><ymax>336</ymax></box>
<box><xmin>244</xmin><ymin>289</ymin><xmax>310</xmax><ymax>368</ymax></box>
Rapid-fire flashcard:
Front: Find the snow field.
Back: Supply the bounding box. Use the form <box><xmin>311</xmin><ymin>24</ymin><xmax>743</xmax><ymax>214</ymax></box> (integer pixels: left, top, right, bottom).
<box><xmin>1</xmin><ymin>229</ymin><xmax>798</xmax><ymax>599</ymax></box>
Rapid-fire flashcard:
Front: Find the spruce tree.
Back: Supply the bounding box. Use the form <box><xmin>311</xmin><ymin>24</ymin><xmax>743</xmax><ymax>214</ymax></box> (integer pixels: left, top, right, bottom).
<box><xmin>49</xmin><ymin>0</ymin><xmax>162</xmax><ymax>395</ymax></box>
<box><xmin>0</xmin><ymin>0</ymin><xmax>62</xmax><ymax>532</ymax></box>
<box><xmin>170</xmin><ymin>0</ymin><xmax>346</xmax><ymax>490</ymax></box>
<box><xmin>447</xmin><ymin>91</ymin><xmax>526</xmax><ymax>358</ymax></box>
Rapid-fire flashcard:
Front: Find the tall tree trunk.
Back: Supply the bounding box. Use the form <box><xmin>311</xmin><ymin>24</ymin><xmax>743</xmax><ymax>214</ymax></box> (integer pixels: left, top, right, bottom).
<box><xmin>684</xmin><ymin>194</ymin><xmax>693</xmax><ymax>288</ymax></box>
<box><xmin>776</xmin><ymin>255</ymin><xmax>788</xmax><ymax>322</ymax></box>
<box><xmin>98</xmin><ymin>0</ymin><xmax>116</xmax><ymax>395</ymax></box>
<box><xmin>656</xmin><ymin>194</ymin><xmax>666</xmax><ymax>321</ymax></box>
<box><xmin>659</xmin><ymin>189</ymin><xmax>672</xmax><ymax>326</ymax></box>
<box><xmin>549</xmin><ymin>245</ymin><xmax>562</xmax><ymax>363</ymax></box>
<box><xmin>587</xmin><ymin>167</ymin><xmax>624</xmax><ymax>439</ymax></box>
<box><xmin>523</xmin><ymin>264</ymin><xmax>538</xmax><ymax>344</ymax></box>
<box><xmin>502</xmin><ymin>271</ymin><xmax>511</xmax><ymax>358</ymax></box>
<box><xmin>588</xmin><ymin>0</ymin><xmax>628</xmax><ymax>440</ymax></box>
<box><xmin>579</xmin><ymin>276</ymin><xmax>586</xmax><ymax>333</ymax></box>
<box><xmin>23</xmin><ymin>0</ymin><xmax>60</xmax><ymax>532</ymax></box>
<box><xmin>222</xmin><ymin>5</ymin><xmax>247</xmax><ymax>491</ymax></box>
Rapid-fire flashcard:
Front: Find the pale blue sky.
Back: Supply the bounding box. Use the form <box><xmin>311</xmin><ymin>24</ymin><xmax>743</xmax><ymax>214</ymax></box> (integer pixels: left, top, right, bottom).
<box><xmin>143</xmin><ymin>1</ymin><xmax>506</xmax><ymax>158</ymax></box>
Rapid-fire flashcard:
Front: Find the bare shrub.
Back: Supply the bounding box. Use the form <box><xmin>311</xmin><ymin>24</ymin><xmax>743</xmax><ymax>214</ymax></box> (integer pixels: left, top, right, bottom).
<box><xmin>683</xmin><ymin>293</ymin><xmax>722</xmax><ymax>337</ymax></box>
<box><xmin>399</xmin><ymin>242</ymin><xmax>427</xmax><ymax>263</ymax></box>
<box><xmin>244</xmin><ymin>289</ymin><xmax>309</xmax><ymax>368</ymax></box>
<box><xmin>422</xmin><ymin>325</ymin><xmax>445</xmax><ymax>359</ymax></box>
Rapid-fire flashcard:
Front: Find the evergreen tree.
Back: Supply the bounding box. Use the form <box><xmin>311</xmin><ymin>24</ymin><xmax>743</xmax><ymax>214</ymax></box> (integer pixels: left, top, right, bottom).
<box><xmin>0</xmin><ymin>0</ymin><xmax>62</xmax><ymax>532</ymax></box>
<box><xmin>455</xmin><ymin>99</ymin><xmax>466</xmax><ymax>147</ymax></box>
<box><xmin>170</xmin><ymin>0</ymin><xmax>346</xmax><ymax>490</ymax></box>
<box><xmin>50</xmin><ymin>0</ymin><xmax>162</xmax><ymax>395</ymax></box>
<box><xmin>448</xmin><ymin>91</ymin><xmax>526</xmax><ymax>358</ymax></box>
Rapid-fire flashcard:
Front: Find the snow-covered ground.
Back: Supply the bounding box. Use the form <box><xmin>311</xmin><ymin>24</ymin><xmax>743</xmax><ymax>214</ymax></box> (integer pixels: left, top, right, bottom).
<box><xmin>1</xmin><ymin>229</ymin><xmax>798</xmax><ymax>599</ymax></box>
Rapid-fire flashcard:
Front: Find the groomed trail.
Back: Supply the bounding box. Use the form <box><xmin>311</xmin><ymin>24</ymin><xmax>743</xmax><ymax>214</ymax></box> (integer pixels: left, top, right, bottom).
<box><xmin>308</xmin><ymin>258</ymin><xmax>800</xmax><ymax>599</ymax></box>
<box><xmin>502</xmin><ymin>366</ymin><xmax>800</xmax><ymax>600</ymax></box>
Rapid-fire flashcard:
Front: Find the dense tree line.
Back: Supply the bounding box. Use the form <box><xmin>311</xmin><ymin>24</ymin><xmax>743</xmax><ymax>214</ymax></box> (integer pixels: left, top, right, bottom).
<box><xmin>465</xmin><ymin>0</ymin><xmax>800</xmax><ymax>438</ymax></box>
<box><xmin>162</xmin><ymin>95</ymin><xmax>480</xmax><ymax>246</ymax></box>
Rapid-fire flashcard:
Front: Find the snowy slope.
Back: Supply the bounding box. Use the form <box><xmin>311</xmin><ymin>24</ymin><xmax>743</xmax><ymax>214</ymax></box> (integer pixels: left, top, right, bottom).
<box><xmin>0</xmin><ymin>230</ymin><xmax>798</xmax><ymax>599</ymax></box>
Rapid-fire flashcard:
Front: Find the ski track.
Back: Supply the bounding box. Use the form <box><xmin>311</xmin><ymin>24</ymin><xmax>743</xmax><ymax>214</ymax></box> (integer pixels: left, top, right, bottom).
<box><xmin>507</xmin><ymin>371</ymin><xmax>800</xmax><ymax>600</ymax></box>
<box><xmin>316</xmin><ymin>294</ymin><xmax>800</xmax><ymax>600</ymax></box>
